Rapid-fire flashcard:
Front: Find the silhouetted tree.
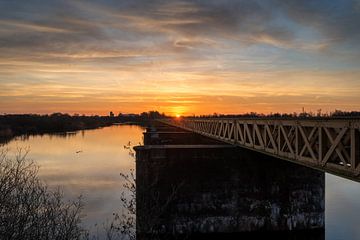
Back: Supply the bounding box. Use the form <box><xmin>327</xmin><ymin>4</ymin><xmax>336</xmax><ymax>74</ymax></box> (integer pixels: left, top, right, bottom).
<box><xmin>0</xmin><ymin>148</ymin><xmax>85</xmax><ymax>240</ymax></box>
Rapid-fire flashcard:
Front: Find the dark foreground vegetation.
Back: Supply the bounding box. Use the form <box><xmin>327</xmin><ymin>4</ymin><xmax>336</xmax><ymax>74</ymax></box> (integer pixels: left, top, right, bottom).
<box><xmin>0</xmin><ymin>148</ymin><xmax>136</xmax><ymax>240</ymax></box>
<box><xmin>0</xmin><ymin>111</ymin><xmax>166</xmax><ymax>143</ymax></box>
<box><xmin>0</xmin><ymin>149</ymin><xmax>85</xmax><ymax>240</ymax></box>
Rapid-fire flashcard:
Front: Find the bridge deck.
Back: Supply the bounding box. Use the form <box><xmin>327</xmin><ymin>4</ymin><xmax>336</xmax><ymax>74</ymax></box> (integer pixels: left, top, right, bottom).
<box><xmin>159</xmin><ymin>118</ymin><xmax>360</xmax><ymax>182</ymax></box>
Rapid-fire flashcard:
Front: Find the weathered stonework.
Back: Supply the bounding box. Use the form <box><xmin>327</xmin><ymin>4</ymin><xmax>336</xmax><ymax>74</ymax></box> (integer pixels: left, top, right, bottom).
<box><xmin>135</xmin><ymin>125</ymin><xmax>325</xmax><ymax>239</ymax></box>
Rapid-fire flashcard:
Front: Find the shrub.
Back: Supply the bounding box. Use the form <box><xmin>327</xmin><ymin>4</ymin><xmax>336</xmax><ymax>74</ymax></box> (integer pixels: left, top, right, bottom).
<box><xmin>0</xmin><ymin>148</ymin><xmax>85</xmax><ymax>240</ymax></box>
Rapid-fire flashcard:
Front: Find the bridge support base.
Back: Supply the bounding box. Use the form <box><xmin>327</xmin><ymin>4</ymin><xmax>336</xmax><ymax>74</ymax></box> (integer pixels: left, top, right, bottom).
<box><xmin>135</xmin><ymin>126</ymin><xmax>325</xmax><ymax>239</ymax></box>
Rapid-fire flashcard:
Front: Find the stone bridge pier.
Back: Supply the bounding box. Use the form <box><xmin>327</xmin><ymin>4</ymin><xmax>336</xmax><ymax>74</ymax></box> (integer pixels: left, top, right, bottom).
<box><xmin>134</xmin><ymin>122</ymin><xmax>325</xmax><ymax>240</ymax></box>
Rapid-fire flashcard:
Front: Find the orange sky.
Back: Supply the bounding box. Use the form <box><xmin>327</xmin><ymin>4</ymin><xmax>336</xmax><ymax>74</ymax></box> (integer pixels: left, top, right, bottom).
<box><xmin>0</xmin><ymin>1</ymin><xmax>359</xmax><ymax>116</ymax></box>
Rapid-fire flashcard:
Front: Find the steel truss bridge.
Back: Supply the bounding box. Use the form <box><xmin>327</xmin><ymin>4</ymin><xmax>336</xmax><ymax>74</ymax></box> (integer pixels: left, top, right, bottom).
<box><xmin>160</xmin><ymin>118</ymin><xmax>360</xmax><ymax>182</ymax></box>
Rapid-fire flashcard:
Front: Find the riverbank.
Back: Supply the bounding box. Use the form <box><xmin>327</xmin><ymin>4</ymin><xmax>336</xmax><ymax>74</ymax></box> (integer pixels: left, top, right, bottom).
<box><xmin>0</xmin><ymin>113</ymin><xmax>151</xmax><ymax>144</ymax></box>
<box><xmin>0</xmin><ymin>124</ymin><xmax>145</xmax><ymax>238</ymax></box>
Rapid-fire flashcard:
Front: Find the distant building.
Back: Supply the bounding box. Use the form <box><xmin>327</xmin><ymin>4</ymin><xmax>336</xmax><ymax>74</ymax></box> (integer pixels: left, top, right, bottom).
<box><xmin>123</xmin><ymin>113</ymin><xmax>138</xmax><ymax>117</ymax></box>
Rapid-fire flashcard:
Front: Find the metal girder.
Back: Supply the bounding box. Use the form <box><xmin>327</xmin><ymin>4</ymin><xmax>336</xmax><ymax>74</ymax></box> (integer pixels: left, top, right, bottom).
<box><xmin>159</xmin><ymin>118</ymin><xmax>360</xmax><ymax>182</ymax></box>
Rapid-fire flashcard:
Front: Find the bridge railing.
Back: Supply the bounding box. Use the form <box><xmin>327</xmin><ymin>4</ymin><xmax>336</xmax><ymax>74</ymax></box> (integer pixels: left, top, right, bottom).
<box><xmin>159</xmin><ymin>118</ymin><xmax>360</xmax><ymax>181</ymax></box>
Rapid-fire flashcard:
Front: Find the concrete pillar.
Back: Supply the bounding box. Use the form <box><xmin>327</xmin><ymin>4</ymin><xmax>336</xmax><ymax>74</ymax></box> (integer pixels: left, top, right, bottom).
<box><xmin>135</xmin><ymin>126</ymin><xmax>325</xmax><ymax>240</ymax></box>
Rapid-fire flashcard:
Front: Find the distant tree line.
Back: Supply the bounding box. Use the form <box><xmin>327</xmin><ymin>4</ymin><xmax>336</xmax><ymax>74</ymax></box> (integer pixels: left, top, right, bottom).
<box><xmin>192</xmin><ymin>110</ymin><xmax>360</xmax><ymax>119</ymax></box>
<box><xmin>0</xmin><ymin>111</ymin><xmax>167</xmax><ymax>143</ymax></box>
<box><xmin>117</xmin><ymin>111</ymin><xmax>166</xmax><ymax>122</ymax></box>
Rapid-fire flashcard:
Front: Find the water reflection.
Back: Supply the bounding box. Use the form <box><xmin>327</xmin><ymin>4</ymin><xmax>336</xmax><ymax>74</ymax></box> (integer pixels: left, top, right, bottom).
<box><xmin>4</xmin><ymin>125</ymin><xmax>144</xmax><ymax>236</ymax></box>
<box><xmin>326</xmin><ymin>174</ymin><xmax>360</xmax><ymax>240</ymax></box>
<box><xmin>2</xmin><ymin>125</ymin><xmax>360</xmax><ymax>239</ymax></box>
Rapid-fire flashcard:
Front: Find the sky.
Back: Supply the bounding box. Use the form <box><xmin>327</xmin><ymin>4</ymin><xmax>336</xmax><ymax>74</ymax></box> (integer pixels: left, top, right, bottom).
<box><xmin>0</xmin><ymin>0</ymin><xmax>359</xmax><ymax>116</ymax></box>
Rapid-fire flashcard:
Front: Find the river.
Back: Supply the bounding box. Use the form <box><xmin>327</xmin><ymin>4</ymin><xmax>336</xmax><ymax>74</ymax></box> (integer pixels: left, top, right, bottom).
<box><xmin>2</xmin><ymin>124</ymin><xmax>360</xmax><ymax>239</ymax></box>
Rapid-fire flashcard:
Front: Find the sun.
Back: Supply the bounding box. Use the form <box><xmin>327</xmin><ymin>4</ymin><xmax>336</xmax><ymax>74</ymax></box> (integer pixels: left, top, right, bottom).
<box><xmin>175</xmin><ymin>114</ymin><xmax>181</xmax><ymax>118</ymax></box>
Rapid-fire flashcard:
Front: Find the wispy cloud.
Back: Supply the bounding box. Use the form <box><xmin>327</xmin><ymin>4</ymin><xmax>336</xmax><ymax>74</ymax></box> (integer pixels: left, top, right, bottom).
<box><xmin>0</xmin><ymin>0</ymin><xmax>359</xmax><ymax>115</ymax></box>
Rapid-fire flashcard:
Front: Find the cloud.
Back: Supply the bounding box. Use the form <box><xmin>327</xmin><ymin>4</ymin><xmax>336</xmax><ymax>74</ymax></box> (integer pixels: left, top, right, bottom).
<box><xmin>0</xmin><ymin>19</ymin><xmax>72</xmax><ymax>33</ymax></box>
<box><xmin>1</xmin><ymin>0</ymin><xmax>359</xmax><ymax>64</ymax></box>
<box><xmin>0</xmin><ymin>0</ymin><xmax>359</xmax><ymax>115</ymax></box>
<box><xmin>276</xmin><ymin>0</ymin><xmax>360</xmax><ymax>44</ymax></box>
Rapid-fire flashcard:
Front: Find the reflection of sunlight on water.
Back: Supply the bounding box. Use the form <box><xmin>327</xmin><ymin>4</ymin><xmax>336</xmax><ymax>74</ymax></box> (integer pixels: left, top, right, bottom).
<box><xmin>3</xmin><ymin>125</ymin><xmax>144</xmax><ymax>238</ymax></box>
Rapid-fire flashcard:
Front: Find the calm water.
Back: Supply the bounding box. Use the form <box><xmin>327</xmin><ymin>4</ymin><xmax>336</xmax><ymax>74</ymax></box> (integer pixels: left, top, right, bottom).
<box><xmin>2</xmin><ymin>124</ymin><xmax>360</xmax><ymax>240</ymax></box>
<box><xmin>2</xmin><ymin>124</ymin><xmax>144</xmax><ymax>237</ymax></box>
